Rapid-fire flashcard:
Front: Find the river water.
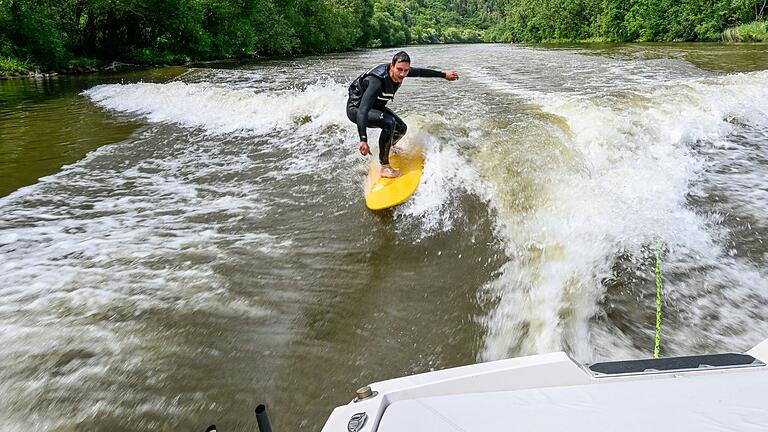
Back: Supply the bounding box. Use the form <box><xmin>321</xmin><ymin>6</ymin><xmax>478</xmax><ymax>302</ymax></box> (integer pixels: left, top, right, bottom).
<box><xmin>1</xmin><ymin>43</ymin><xmax>767</xmax><ymax>431</ymax></box>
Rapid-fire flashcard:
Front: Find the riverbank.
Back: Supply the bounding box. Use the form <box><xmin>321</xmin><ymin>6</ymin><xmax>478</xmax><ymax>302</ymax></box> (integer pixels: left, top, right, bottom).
<box><xmin>723</xmin><ymin>22</ymin><xmax>768</xmax><ymax>42</ymax></box>
<box><xmin>4</xmin><ymin>28</ymin><xmax>767</xmax><ymax>79</ymax></box>
<box><xmin>0</xmin><ymin>56</ymin><xmax>189</xmax><ymax>79</ymax></box>
<box><xmin>0</xmin><ymin>56</ymin><xmax>34</xmax><ymax>77</ymax></box>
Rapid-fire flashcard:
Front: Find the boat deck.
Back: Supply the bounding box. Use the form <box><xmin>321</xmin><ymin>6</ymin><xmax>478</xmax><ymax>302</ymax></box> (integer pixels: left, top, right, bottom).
<box><xmin>378</xmin><ymin>366</ymin><xmax>768</xmax><ymax>431</ymax></box>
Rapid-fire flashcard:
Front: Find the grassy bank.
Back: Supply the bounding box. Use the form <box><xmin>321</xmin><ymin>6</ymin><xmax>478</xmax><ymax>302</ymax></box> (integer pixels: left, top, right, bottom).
<box><xmin>0</xmin><ymin>56</ymin><xmax>32</xmax><ymax>76</ymax></box>
<box><xmin>0</xmin><ymin>53</ymin><xmax>184</xmax><ymax>78</ymax></box>
<box><xmin>723</xmin><ymin>22</ymin><xmax>768</xmax><ymax>42</ymax></box>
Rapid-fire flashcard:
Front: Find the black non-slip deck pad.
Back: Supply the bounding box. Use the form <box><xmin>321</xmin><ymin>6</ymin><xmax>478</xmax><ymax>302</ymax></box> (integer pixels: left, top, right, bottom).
<box><xmin>588</xmin><ymin>353</ymin><xmax>762</xmax><ymax>376</ymax></box>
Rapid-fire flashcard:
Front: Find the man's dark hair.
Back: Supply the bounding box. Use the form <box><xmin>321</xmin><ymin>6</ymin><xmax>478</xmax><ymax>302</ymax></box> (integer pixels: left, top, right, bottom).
<box><xmin>392</xmin><ymin>51</ymin><xmax>410</xmax><ymax>64</ymax></box>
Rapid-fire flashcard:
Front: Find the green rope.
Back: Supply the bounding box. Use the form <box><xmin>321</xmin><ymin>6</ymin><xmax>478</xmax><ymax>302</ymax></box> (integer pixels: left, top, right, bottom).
<box><xmin>653</xmin><ymin>242</ymin><xmax>663</xmax><ymax>359</ymax></box>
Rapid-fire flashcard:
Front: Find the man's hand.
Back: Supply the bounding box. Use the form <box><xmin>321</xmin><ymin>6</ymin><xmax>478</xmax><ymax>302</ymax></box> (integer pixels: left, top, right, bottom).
<box><xmin>359</xmin><ymin>141</ymin><xmax>371</xmax><ymax>156</ymax></box>
<box><xmin>444</xmin><ymin>70</ymin><xmax>459</xmax><ymax>81</ymax></box>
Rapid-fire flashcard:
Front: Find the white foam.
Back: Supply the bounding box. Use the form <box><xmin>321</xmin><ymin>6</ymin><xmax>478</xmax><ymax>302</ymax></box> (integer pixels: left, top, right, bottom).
<box><xmin>478</xmin><ymin>69</ymin><xmax>768</xmax><ymax>361</ymax></box>
<box><xmin>395</xmin><ymin>116</ymin><xmax>485</xmax><ymax>236</ymax></box>
<box><xmin>84</xmin><ymin>81</ymin><xmax>350</xmax><ymax>136</ymax></box>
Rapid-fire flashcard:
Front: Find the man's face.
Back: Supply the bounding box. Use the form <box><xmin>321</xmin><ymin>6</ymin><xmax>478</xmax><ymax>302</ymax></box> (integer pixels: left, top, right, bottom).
<box><xmin>389</xmin><ymin>60</ymin><xmax>410</xmax><ymax>83</ymax></box>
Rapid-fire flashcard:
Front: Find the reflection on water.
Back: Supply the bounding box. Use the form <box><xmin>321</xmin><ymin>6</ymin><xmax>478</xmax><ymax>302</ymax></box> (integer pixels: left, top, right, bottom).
<box><xmin>0</xmin><ymin>68</ymin><xmax>186</xmax><ymax>197</ymax></box>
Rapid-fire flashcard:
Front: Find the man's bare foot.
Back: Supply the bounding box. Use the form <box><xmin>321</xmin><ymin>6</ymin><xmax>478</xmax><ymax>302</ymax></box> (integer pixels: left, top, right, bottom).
<box><xmin>380</xmin><ymin>165</ymin><xmax>402</xmax><ymax>178</ymax></box>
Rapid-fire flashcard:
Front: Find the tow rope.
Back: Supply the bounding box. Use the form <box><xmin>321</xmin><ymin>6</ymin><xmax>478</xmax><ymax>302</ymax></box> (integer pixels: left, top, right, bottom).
<box><xmin>653</xmin><ymin>241</ymin><xmax>663</xmax><ymax>359</ymax></box>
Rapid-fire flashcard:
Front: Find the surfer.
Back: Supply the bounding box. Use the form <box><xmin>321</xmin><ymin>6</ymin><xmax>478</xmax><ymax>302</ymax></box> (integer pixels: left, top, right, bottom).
<box><xmin>347</xmin><ymin>51</ymin><xmax>459</xmax><ymax>178</ymax></box>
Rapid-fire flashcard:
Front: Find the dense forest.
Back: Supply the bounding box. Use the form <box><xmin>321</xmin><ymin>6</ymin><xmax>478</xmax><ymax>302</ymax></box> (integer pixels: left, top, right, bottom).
<box><xmin>0</xmin><ymin>0</ymin><xmax>766</xmax><ymax>73</ymax></box>
<box><xmin>493</xmin><ymin>0</ymin><xmax>767</xmax><ymax>42</ymax></box>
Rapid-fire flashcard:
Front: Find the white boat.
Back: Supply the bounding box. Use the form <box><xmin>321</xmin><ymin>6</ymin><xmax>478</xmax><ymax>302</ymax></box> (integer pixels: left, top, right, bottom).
<box><xmin>321</xmin><ymin>338</ymin><xmax>768</xmax><ymax>432</ymax></box>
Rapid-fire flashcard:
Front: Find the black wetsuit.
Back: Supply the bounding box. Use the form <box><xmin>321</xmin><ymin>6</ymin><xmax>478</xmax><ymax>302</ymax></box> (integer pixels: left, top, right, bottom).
<box><xmin>346</xmin><ymin>63</ymin><xmax>445</xmax><ymax>165</ymax></box>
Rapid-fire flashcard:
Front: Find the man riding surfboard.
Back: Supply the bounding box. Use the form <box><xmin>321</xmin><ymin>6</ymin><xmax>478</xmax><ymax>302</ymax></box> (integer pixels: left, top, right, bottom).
<box><xmin>346</xmin><ymin>51</ymin><xmax>459</xmax><ymax>178</ymax></box>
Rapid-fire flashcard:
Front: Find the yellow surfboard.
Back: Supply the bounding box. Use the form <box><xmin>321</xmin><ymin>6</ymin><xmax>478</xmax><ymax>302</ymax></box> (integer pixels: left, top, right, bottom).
<box><xmin>365</xmin><ymin>147</ymin><xmax>424</xmax><ymax>210</ymax></box>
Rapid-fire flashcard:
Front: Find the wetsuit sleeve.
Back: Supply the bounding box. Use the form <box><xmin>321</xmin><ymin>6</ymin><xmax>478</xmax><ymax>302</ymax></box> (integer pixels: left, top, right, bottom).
<box><xmin>356</xmin><ymin>76</ymin><xmax>382</xmax><ymax>142</ymax></box>
<box><xmin>408</xmin><ymin>67</ymin><xmax>445</xmax><ymax>78</ymax></box>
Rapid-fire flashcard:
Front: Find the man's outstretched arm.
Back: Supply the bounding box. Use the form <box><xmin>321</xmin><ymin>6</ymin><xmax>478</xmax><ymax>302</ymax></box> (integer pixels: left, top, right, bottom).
<box><xmin>408</xmin><ymin>68</ymin><xmax>459</xmax><ymax>80</ymax></box>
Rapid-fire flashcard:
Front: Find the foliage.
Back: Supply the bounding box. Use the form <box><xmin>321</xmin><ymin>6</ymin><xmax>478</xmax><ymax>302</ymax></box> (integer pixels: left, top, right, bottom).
<box><xmin>367</xmin><ymin>0</ymin><xmax>495</xmax><ymax>45</ymax></box>
<box><xmin>0</xmin><ymin>55</ymin><xmax>32</xmax><ymax>75</ymax></box>
<box><xmin>0</xmin><ymin>0</ymin><xmax>765</xmax><ymax>71</ymax></box>
<box><xmin>0</xmin><ymin>0</ymin><xmax>68</xmax><ymax>68</ymax></box>
<box><xmin>490</xmin><ymin>0</ymin><xmax>765</xmax><ymax>43</ymax></box>
<box><xmin>0</xmin><ymin>0</ymin><xmax>371</xmax><ymax>69</ymax></box>
<box><xmin>723</xmin><ymin>21</ymin><xmax>768</xmax><ymax>42</ymax></box>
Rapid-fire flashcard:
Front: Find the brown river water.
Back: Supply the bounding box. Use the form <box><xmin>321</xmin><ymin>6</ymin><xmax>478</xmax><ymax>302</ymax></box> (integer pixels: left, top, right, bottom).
<box><xmin>1</xmin><ymin>43</ymin><xmax>768</xmax><ymax>431</ymax></box>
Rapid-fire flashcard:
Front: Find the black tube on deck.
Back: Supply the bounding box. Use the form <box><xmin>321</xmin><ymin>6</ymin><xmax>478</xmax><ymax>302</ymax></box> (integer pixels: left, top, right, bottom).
<box><xmin>255</xmin><ymin>404</ymin><xmax>273</xmax><ymax>432</ymax></box>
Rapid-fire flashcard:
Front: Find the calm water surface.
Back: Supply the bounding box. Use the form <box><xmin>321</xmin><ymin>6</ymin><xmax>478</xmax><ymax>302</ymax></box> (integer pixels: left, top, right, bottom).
<box><xmin>1</xmin><ymin>43</ymin><xmax>767</xmax><ymax>431</ymax></box>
